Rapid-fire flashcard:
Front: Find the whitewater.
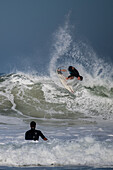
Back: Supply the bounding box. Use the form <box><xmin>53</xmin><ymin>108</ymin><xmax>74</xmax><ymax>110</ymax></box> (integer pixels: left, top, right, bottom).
<box><xmin>0</xmin><ymin>21</ymin><xmax>113</xmax><ymax>169</ymax></box>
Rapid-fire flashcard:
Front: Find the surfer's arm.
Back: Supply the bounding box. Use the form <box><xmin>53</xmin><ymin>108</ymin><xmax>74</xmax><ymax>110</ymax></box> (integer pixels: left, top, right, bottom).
<box><xmin>39</xmin><ymin>131</ymin><xmax>48</xmax><ymax>141</ymax></box>
<box><xmin>43</xmin><ymin>137</ymin><xmax>48</xmax><ymax>141</ymax></box>
<box><xmin>61</xmin><ymin>69</ymin><xmax>67</xmax><ymax>72</ymax></box>
<box><xmin>66</xmin><ymin>76</ymin><xmax>74</xmax><ymax>80</ymax></box>
<box><xmin>57</xmin><ymin>69</ymin><xmax>67</xmax><ymax>74</ymax></box>
<box><xmin>57</xmin><ymin>69</ymin><xmax>67</xmax><ymax>72</ymax></box>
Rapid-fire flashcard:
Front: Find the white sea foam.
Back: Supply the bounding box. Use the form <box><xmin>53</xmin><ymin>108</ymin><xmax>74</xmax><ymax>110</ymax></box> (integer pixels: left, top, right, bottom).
<box><xmin>0</xmin><ymin>134</ymin><xmax>113</xmax><ymax>167</ymax></box>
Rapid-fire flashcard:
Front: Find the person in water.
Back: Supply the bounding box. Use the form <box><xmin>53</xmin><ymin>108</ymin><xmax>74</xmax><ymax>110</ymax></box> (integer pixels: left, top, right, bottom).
<box><xmin>66</xmin><ymin>66</ymin><xmax>83</xmax><ymax>81</ymax></box>
<box><xmin>57</xmin><ymin>66</ymin><xmax>83</xmax><ymax>81</ymax></box>
<box><xmin>25</xmin><ymin>121</ymin><xmax>48</xmax><ymax>141</ymax></box>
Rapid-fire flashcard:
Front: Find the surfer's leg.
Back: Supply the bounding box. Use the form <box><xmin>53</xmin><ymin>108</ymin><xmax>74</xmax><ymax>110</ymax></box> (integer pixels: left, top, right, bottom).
<box><xmin>66</xmin><ymin>76</ymin><xmax>74</xmax><ymax>80</ymax></box>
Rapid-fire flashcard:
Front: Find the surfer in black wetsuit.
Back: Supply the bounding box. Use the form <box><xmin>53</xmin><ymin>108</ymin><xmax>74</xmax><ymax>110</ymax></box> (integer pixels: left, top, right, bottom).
<box><xmin>66</xmin><ymin>66</ymin><xmax>83</xmax><ymax>81</ymax></box>
<box><xmin>25</xmin><ymin>121</ymin><xmax>48</xmax><ymax>141</ymax></box>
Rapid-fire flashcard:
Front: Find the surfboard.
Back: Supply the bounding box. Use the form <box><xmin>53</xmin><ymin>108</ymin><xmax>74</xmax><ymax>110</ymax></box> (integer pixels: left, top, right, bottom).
<box><xmin>56</xmin><ymin>69</ymin><xmax>74</xmax><ymax>93</ymax></box>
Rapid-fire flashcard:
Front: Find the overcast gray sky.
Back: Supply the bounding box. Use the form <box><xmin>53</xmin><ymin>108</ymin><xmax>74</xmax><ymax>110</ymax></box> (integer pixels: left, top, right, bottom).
<box><xmin>0</xmin><ymin>0</ymin><xmax>113</xmax><ymax>73</ymax></box>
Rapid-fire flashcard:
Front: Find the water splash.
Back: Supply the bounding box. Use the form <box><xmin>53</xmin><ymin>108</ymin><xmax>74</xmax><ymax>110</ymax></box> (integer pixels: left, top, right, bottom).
<box><xmin>49</xmin><ymin>18</ymin><xmax>113</xmax><ymax>88</ymax></box>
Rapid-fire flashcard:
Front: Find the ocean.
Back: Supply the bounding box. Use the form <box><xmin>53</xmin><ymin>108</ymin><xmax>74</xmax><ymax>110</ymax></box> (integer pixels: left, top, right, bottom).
<box><xmin>0</xmin><ymin>21</ymin><xmax>113</xmax><ymax>170</ymax></box>
<box><xmin>0</xmin><ymin>70</ymin><xmax>113</xmax><ymax>170</ymax></box>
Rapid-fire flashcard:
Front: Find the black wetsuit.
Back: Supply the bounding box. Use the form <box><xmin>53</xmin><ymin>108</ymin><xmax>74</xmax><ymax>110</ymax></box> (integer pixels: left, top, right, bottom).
<box><xmin>68</xmin><ymin>67</ymin><xmax>80</xmax><ymax>78</ymax></box>
<box><xmin>25</xmin><ymin>129</ymin><xmax>46</xmax><ymax>141</ymax></box>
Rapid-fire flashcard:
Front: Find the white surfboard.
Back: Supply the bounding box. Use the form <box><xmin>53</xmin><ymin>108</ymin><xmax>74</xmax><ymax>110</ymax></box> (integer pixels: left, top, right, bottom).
<box><xmin>56</xmin><ymin>69</ymin><xmax>74</xmax><ymax>93</ymax></box>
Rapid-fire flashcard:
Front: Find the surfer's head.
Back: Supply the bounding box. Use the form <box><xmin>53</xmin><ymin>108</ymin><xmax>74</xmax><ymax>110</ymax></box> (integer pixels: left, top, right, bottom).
<box><xmin>78</xmin><ymin>76</ymin><xmax>83</xmax><ymax>81</ymax></box>
<box><xmin>68</xmin><ymin>66</ymin><xmax>73</xmax><ymax>71</ymax></box>
<box><xmin>30</xmin><ymin>121</ymin><xmax>36</xmax><ymax>129</ymax></box>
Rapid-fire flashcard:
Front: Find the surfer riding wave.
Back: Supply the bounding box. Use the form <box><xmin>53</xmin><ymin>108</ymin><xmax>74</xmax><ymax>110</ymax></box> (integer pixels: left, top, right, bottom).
<box><xmin>58</xmin><ymin>66</ymin><xmax>83</xmax><ymax>81</ymax></box>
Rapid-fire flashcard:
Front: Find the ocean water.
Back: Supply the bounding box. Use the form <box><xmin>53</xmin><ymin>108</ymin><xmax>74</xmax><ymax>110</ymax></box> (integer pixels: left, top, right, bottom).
<box><xmin>0</xmin><ymin>21</ymin><xmax>113</xmax><ymax>170</ymax></box>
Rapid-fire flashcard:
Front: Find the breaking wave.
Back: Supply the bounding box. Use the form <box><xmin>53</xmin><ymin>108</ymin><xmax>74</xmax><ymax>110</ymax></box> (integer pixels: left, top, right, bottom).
<box><xmin>0</xmin><ymin>70</ymin><xmax>113</xmax><ymax>123</ymax></box>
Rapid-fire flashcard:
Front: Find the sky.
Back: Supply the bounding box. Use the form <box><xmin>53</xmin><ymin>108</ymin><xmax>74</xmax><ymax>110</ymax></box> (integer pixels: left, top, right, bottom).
<box><xmin>0</xmin><ymin>0</ymin><xmax>113</xmax><ymax>73</ymax></box>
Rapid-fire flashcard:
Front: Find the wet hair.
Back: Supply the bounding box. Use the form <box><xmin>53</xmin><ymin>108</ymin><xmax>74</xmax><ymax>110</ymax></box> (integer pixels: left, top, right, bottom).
<box><xmin>30</xmin><ymin>121</ymin><xmax>36</xmax><ymax>127</ymax></box>
<box><xmin>68</xmin><ymin>66</ymin><xmax>72</xmax><ymax>71</ymax></box>
<box><xmin>79</xmin><ymin>76</ymin><xmax>83</xmax><ymax>81</ymax></box>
